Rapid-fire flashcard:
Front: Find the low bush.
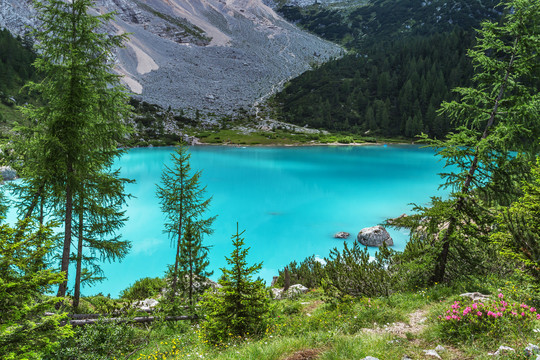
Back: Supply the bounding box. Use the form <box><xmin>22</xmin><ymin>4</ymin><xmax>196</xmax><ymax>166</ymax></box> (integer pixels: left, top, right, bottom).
<box><xmin>120</xmin><ymin>277</ymin><xmax>167</xmax><ymax>301</ymax></box>
<box><xmin>436</xmin><ymin>293</ymin><xmax>540</xmax><ymax>342</ymax></box>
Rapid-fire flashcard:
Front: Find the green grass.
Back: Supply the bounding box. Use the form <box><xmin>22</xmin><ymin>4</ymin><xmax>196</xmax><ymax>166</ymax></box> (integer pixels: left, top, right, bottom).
<box><xmin>193</xmin><ymin>129</ymin><xmax>411</xmax><ymax>146</ymax></box>
<box><xmin>121</xmin><ymin>281</ymin><xmax>540</xmax><ymax>360</ymax></box>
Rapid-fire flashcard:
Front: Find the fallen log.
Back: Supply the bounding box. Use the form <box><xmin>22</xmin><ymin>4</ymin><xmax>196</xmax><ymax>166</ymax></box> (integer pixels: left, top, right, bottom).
<box><xmin>68</xmin><ymin>315</ymin><xmax>197</xmax><ymax>326</ymax></box>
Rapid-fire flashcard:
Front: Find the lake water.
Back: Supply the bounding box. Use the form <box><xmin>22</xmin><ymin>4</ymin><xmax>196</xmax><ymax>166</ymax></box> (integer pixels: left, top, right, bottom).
<box><xmin>5</xmin><ymin>145</ymin><xmax>448</xmax><ymax>297</ymax></box>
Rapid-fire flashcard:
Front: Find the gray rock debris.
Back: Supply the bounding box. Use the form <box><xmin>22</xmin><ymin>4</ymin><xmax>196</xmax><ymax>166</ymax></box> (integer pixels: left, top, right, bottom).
<box><xmin>423</xmin><ymin>349</ymin><xmax>442</xmax><ymax>359</ymax></box>
<box><xmin>361</xmin><ymin>357</ymin><xmax>380</xmax><ymax>360</ymax></box>
<box><xmin>488</xmin><ymin>345</ymin><xmax>515</xmax><ymax>356</ymax></box>
<box><xmin>460</xmin><ymin>292</ymin><xmax>490</xmax><ymax>302</ymax></box>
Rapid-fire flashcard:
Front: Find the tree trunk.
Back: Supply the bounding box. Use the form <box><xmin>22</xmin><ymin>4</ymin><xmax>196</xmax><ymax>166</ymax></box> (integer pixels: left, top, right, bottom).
<box><xmin>432</xmin><ymin>38</ymin><xmax>518</xmax><ymax>283</ymax></box>
<box><xmin>57</xmin><ymin>167</ymin><xmax>73</xmax><ymax>299</ymax></box>
<box><xmin>73</xmin><ymin>197</ymin><xmax>84</xmax><ymax>310</ymax></box>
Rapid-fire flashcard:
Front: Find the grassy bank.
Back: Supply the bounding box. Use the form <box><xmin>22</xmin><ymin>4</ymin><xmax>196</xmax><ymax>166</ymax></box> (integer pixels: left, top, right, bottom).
<box><xmin>62</xmin><ymin>276</ymin><xmax>540</xmax><ymax>360</ymax></box>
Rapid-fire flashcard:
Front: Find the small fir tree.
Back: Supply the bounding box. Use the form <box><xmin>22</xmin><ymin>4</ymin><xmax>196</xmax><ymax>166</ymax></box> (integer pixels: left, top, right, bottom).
<box><xmin>156</xmin><ymin>146</ymin><xmax>216</xmax><ymax>300</ymax></box>
<box><xmin>0</xmin><ymin>220</ymin><xmax>73</xmax><ymax>359</ymax></box>
<box><xmin>200</xmin><ymin>224</ymin><xmax>269</xmax><ymax>345</ymax></box>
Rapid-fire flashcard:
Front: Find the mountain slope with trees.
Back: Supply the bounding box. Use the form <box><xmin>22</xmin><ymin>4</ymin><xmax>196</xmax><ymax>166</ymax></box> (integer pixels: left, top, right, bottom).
<box><xmin>269</xmin><ymin>0</ymin><xmax>504</xmax><ymax>138</ymax></box>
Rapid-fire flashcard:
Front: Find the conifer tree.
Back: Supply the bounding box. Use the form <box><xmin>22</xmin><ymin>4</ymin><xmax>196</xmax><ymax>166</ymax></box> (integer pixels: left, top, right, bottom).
<box><xmin>390</xmin><ymin>0</ymin><xmax>540</xmax><ymax>284</ymax></box>
<box><xmin>156</xmin><ymin>146</ymin><xmax>216</xmax><ymax>300</ymax></box>
<box><xmin>174</xmin><ymin>219</ymin><xmax>213</xmax><ymax>308</ymax></box>
<box><xmin>0</xmin><ymin>221</ymin><xmax>73</xmax><ymax>359</ymax></box>
<box><xmin>15</xmin><ymin>0</ymin><xmax>132</xmax><ymax>298</ymax></box>
<box><xmin>200</xmin><ymin>224</ymin><xmax>269</xmax><ymax>344</ymax></box>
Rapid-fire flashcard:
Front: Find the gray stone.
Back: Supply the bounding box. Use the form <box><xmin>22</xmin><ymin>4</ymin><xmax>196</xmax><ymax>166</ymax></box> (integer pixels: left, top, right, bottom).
<box><xmin>362</xmin><ymin>357</ymin><xmax>379</xmax><ymax>360</ymax></box>
<box><xmin>401</xmin><ymin>356</ymin><xmax>412</xmax><ymax>360</ymax></box>
<box><xmin>357</xmin><ymin>226</ymin><xmax>393</xmax><ymax>247</ymax></box>
<box><xmin>525</xmin><ymin>343</ymin><xmax>540</xmax><ymax>356</ymax></box>
<box><xmin>136</xmin><ymin>298</ymin><xmax>159</xmax><ymax>311</ymax></box>
<box><xmin>435</xmin><ymin>345</ymin><xmax>446</xmax><ymax>352</ymax></box>
<box><xmin>423</xmin><ymin>350</ymin><xmax>441</xmax><ymax>359</ymax></box>
<box><xmin>488</xmin><ymin>345</ymin><xmax>515</xmax><ymax>356</ymax></box>
<box><xmin>334</xmin><ymin>231</ymin><xmax>350</xmax><ymax>239</ymax></box>
<box><xmin>460</xmin><ymin>292</ymin><xmax>490</xmax><ymax>302</ymax></box>
<box><xmin>271</xmin><ymin>283</ymin><xmax>309</xmax><ymax>299</ymax></box>
<box><xmin>0</xmin><ymin>166</ymin><xmax>17</xmax><ymax>181</ymax></box>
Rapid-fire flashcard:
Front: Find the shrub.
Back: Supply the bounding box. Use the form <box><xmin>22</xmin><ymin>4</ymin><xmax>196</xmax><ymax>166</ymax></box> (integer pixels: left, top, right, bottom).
<box><xmin>45</xmin><ymin>321</ymin><xmax>144</xmax><ymax>360</ymax></box>
<box><xmin>323</xmin><ymin>242</ymin><xmax>395</xmax><ymax>299</ymax></box>
<box><xmin>273</xmin><ymin>255</ymin><xmax>325</xmax><ymax>289</ymax></box>
<box><xmin>436</xmin><ymin>293</ymin><xmax>540</xmax><ymax>342</ymax></box>
<box><xmin>120</xmin><ymin>277</ymin><xmax>166</xmax><ymax>301</ymax></box>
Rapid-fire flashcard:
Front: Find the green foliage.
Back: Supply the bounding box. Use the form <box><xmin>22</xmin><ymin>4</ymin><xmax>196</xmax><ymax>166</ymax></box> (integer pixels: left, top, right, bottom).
<box><xmin>389</xmin><ymin>0</ymin><xmax>540</xmax><ymax>285</ymax></box>
<box><xmin>156</xmin><ymin>146</ymin><xmax>216</xmax><ymax>304</ymax></box>
<box><xmin>493</xmin><ymin>158</ymin><xmax>540</xmax><ymax>280</ymax></box>
<box><xmin>13</xmin><ymin>0</ymin><xmax>133</xmax><ymax>299</ymax></box>
<box><xmin>46</xmin><ymin>320</ymin><xmax>144</xmax><ymax>360</ymax></box>
<box><xmin>271</xmin><ymin>30</ymin><xmax>476</xmax><ymax>137</ymax></box>
<box><xmin>121</xmin><ymin>277</ymin><xmax>167</xmax><ymax>301</ymax></box>
<box><xmin>0</xmin><ymin>221</ymin><xmax>73</xmax><ymax>359</ymax></box>
<box><xmin>0</xmin><ymin>29</ymin><xmax>36</xmax><ymax>100</ymax></box>
<box><xmin>273</xmin><ymin>255</ymin><xmax>325</xmax><ymax>289</ymax></box>
<box><xmin>322</xmin><ymin>242</ymin><xmax>395</xmax><ymax>299</ymax></box>
<box><xmin>199</xmin><ymin>224</ymin><xmax>270</xmax><ymax>345</ymax></box>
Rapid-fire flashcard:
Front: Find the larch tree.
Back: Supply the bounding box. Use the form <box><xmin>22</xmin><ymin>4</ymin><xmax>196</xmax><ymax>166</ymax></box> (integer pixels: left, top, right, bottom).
<box><xmin>156</xmin><ymin>146</ymin><xmax>216</xmax><ymax>301</ymax></box>
<box><xmin>389</xmin><ymin>0</ymin><xmax>540</xmax><ymax>285</ymax></box>
<box><xmin>16</xmin><ymin>0</ymin><xmax>133</xmax><ymax>299</ymax></box>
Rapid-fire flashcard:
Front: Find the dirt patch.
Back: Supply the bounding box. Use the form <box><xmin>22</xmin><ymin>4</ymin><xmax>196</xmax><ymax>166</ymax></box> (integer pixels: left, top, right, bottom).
<box><xmin>302</xmin><ymin>300</ymin><xmax>323</xmax><ymax>314</ymax></box>
<box><xmin>283</xmin><ymin>348</ymin><xmax>323</xmax><ymax>360</ymax></box>
<box><xmin>362</xmin><ymin>308</ymin><xmax>428</xmax><ymax>337</ymax></box>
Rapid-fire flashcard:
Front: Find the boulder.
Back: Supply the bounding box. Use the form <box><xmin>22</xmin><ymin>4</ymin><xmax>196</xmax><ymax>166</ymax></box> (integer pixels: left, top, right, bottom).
<box><xmin>0</xmin><ymin>166</ymin><xmax>17</xmax><ymax>181</ymax></box>
<box><xmin>357</xmin><ymin>226</ymin><xmax>393</xmax><ymax>247</ymax></box>
<box><xmin>271</xmin><ymin>284</ymin><xmax>309</xmax><ymax>299</ymax></box>
<box><xmin>334</xmin><ymin>231</ymin><xmax>350</xmax><ymax>239</ymax></box>
<box><xmin>460</xmin><ymin>292</ymin><xmax>490</xmax><ymax>302</ymax></box>
<box><xmin>136</xmin><ymin>298</ymin><xmax>159</xmax><ymax>311</ymax></box>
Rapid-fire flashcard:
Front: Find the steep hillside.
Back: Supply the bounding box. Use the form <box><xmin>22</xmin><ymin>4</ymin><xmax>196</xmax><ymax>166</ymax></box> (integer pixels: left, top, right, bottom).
<box><xmin>268</xmin><ymin>0</ymin><xmax>503</xmax><ymax>137</ymax></box>
<box><xmin>0</xmin><ymin>0</ymin><xmax>342</xmax><ymax>116</ymax></box>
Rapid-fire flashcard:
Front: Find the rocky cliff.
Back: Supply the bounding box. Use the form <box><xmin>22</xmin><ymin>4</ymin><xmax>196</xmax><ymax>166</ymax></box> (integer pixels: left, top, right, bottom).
<box><xmin>0</xmin><ymin>0</ymin><xmax>341</xmax><ymax>115</ymax></box>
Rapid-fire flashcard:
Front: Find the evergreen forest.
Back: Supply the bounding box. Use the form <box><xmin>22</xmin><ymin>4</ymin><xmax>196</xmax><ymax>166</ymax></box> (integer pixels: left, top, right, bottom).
<box><xmin>270</xmin><ymin>0</ymin><xmax>507</xmax><ymax>137</ymax></box>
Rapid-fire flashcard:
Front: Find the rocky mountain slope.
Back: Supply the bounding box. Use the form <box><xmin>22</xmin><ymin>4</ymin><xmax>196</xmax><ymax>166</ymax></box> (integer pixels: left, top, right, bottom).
<box><xmin>0</xmin><ymin>0</ymin><xmax>341</xmax><ymax>115</ymax></box>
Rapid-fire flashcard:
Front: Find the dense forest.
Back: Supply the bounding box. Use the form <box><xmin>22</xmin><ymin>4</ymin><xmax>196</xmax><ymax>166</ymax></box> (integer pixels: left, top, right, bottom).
<box><xmin>0</xmin><ymin>29</ymin><xmax>36</xmax><ymax>102</ymax></box>
<box><xmin>270</xmin><ymin>0</ymin><xmax>502</xmax><ymax>137</ymax></box>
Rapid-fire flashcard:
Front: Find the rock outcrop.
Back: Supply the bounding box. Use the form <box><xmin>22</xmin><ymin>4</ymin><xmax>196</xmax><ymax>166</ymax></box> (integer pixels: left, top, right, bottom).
<box><xmin>271</xmin><ymin>284</ymin><xmax>308</xmax><ymax>299</ymax></box>
<box><xmin>357</xmin><ymin>226</ymin><xmax>393</xmax><ymax>247</ymax></box>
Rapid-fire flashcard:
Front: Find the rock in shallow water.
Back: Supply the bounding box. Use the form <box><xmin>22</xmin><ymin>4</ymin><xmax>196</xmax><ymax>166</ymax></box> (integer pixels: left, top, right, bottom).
<box><xmin>334</xmin><ymin>231</ymin><xmax>350</xmax><ymax>239</ymax></box>
<box><xmin>357</xmin><ymin>225</ymin><xmax>393</xmax><ymax>247</ymax></box>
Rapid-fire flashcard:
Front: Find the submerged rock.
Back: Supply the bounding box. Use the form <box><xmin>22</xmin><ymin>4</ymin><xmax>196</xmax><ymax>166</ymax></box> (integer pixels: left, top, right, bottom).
<box><xmin>357</xmin><ymin>226</ymin><xmax>393</xmax><ymax>247</ymax></box>
<box><xmin>334</xmin><ymin>231</ymin><xmax>350</xmax><ymax>239</ymax></box>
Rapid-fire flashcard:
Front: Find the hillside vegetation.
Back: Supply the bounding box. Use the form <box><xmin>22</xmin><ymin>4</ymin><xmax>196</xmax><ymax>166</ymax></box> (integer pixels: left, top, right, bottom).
<box><xmin>269</xmin><ymin>0</ymin><xmax>503</xmax><ymax>138</ymax></box>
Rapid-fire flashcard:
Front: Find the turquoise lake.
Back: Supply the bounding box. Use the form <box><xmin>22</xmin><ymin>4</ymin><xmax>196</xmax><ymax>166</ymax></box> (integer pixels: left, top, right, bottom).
<box><xmin>5</xmin><ymin>145</ymin><xmax>448</xmax><ymax>297</ymax></box>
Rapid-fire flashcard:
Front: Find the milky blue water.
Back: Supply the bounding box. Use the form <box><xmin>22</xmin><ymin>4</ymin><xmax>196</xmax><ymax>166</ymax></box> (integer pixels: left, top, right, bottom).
<box><xmin>4</xmin><ymin>145</ymin><xmax>448</xmax><ymax>297</ymax></box>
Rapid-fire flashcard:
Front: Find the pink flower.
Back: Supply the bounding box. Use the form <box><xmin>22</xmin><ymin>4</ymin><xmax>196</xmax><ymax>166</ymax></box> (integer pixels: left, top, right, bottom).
<box><xmin>445</xmin><ymin>315</ymin><xmax>452</xmax><ymax>320</ymax></box>
<box><xmin>472</xmin><ymin>303</ymin><xmax>478</xmax><ymax>310</ymax></box>
<box><xmin>530</xmin><ymin>307</ymin><xmax>536</xmax><ymax>312</ymax></box>
<box><xmin>498</xmin><ymin>293</ymin><xmax>504</xmax><ymax>299</ymax></box>
<box><xmin>536</xmin><ymin>314</ymin><xmax>540</xmax><ymax>320</ymax></box>
<box><xmin>477</xmin><ymin>311</ymin><xmax>482</xmax><ymax>316</ymax></box>
<box><xmin>521</xmin><ymin>312</ymin><xmax>526</xmax><ymax>316</ymax></box>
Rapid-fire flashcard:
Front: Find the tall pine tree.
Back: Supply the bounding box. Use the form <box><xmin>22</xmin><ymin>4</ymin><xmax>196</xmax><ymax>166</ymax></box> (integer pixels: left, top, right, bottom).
<box><xmin>16</xmin><ymin>0</ymin><xmax>132</xmax><ymax>298</ymax></box>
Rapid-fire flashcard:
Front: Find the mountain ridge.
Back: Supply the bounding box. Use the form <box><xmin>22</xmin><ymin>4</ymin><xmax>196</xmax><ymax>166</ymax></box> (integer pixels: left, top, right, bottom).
<box><xmin>0</xmin><ymin>0</ymin><xmax>342</xmax><ymax>116</ymax></box>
